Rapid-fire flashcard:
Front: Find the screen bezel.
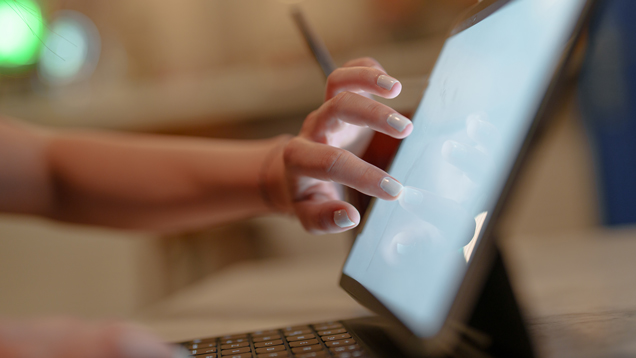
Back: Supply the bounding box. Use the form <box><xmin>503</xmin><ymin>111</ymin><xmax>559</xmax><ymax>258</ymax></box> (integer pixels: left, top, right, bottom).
<box><xmin>339</xmin><ymin>0</ymin><xmax>597</xmax><ymax>355</ymax></box>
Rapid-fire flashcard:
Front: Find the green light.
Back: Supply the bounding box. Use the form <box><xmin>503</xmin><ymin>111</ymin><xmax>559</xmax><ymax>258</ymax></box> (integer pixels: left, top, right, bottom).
<box><xmin>0</xmin><ymin>0</ymin><xmax>45</xmax><ymax>68</ymax></box>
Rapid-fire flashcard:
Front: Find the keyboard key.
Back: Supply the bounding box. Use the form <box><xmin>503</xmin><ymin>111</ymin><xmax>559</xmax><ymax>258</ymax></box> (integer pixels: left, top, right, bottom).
<box><xmin>317</xmin><ymin>328</ymin><xmax>347</xmax><ymax>336</ymax></box>
<box><xmin>321</xmin><ymin>333</ymin><xmax>351</xmax><ymax>341</ymax></box>
<box><xmin>191</xmin><ymin>337</ymin><xmax>218</xmax><ymax>344</ymax></box>
<box><xmin>222</xmin><ymin>338</ymin><xmax>248</xmax><ymax>345</ymax></box>
<box><xmin>325</xmin><ymin>339</ymin><xmax>356</xmax><ymax>347</ymax></box>
<box><xmin>288</xmin><ymin>339</ymin><xmax>319</xmax><ymax>347</ymax></box>
<box><xmin>286</xmin><ymin>334</ymin><xmax>315</xmax><ymax>342</ymax></box>
<box><xmin>283</xmin><ymin>325</ymin><xmax>310</xmax><ymax>331</ymax></box>
<box><xmin>283</xmin><ymin>329</ymin><xmax>311</xmax><ymax>337</ymax></box>
<box><xmin>254</xmin><ymin>339</ymin><xmax>283</xmax><ymax>348</ymax></box>
<box><xmin>295</xmin><ymin>352</ymin><xmax>327</xmax><ymax>358</ymax></box>
<box><xmin>257</xmin><ymin>352</ymin><xmax>289</xmax><ymax>357</ymax></box>
<box><xmin>255</xmin><ymin>345</ymin><xmax>286</xmax><ymax>354</ymax></box>
<box><xmin>187</xmin><ymin>342</ymin><xmax>217</xmax><ymax>350</ymax></box>
<box><xmin>221</xmin><ymin>347</ymin><xmax>250</xmax><ymax>355</ymax></box>
<box><xmin>220</xmin><ymin>342</ymin><xmax>249</xmax><ymax>350</ymax></box>
<box><xmin>312</xmin><ymin>322</ymin><xmax>339</xmax><ymax>328</ymax></box>
<box><xmin>333</xmin><ymin>352</ymin><xmax>366</xmax><ymax>358</ymax></box>
<box><xmin>253</xmin><ymin>329</ymin><xmax>279</xmax><ymax>336</ymax></box>
<box><xmin>221</xmin><ymin>334</ymin><xmax>248</xmax><ymax>339</ymax></box>
<box><xmin>330</xmin><ymin>345</ymin><xmax>360</xmax><ymax>353</ymax></box>
<box><xmin>223</xmin><ymin>354</ymin><xmax>252</xmax><ymax>358</ymax></box>
<box><xmin>191</xmin><ymin>348</ymin><xmax>217</xmax><ymax>355</ymax></box>
<box><xmin>253</xmin><ymin>334</ymin><xmax>281</xmax><ymax>342</ymax></box>
<box><xmin>291</xmin><ymin>345</ymin><xmax>323</xmax><ymax>354</ymax></box>
<box><xmin>313</xmin><ymin>323</ymin><xmax>343</xmax><ymax>331</ymax></box>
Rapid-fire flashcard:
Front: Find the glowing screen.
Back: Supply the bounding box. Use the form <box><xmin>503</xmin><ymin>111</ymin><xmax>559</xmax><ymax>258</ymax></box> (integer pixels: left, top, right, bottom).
<box><xmin>343</xmin><ymin>0</ymin><xmax>587</xmax><ymax>337</ymax></box>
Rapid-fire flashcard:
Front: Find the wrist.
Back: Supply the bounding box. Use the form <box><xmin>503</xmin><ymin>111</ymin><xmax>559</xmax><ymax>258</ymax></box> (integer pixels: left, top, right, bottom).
<box><xmin>260</xmin><ymin>134</ymin><xmax>293</xmax><ymax>214</ymax></box>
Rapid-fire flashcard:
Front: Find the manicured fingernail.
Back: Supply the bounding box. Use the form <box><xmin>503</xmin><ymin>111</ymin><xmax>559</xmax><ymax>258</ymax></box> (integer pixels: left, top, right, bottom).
<box><xmin>377</xmin><ymin>75</ymin><xmax>399</xmax><ymax>90</ymax></box>
<box><xmin>118</xmin><ymin>330</ymin><xmax>171</xmax><ymax>358</ymax></box>
<box><xmin>380</xmin><ymin>177</ymin><xmax>403</xmax><ymax>197</ymax></box>
<box><xmin>387</xmin><ymin>113</ymin><xmax>411</xmax><ymax>132</ymax></box>
<box><xmin>334</xmin><ymin>209</ymin><xmax>355</xmax><ymax>228</ymax></box>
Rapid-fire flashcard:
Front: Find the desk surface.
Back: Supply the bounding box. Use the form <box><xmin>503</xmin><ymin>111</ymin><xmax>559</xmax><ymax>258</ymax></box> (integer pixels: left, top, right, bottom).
<box><xmin>135</xmin><ymin>227</ymin><xmax>636</xmax><ymax>358</ymax></box>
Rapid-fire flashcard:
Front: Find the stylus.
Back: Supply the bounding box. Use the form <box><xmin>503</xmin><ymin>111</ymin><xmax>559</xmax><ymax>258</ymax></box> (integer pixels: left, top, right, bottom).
<box><xmin>291</xmin><ymin>7</ymin><xmax>337</xmax><ymax>79</ymax></box>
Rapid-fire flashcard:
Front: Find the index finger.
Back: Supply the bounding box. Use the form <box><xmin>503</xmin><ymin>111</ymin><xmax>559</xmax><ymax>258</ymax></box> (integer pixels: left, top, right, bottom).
<box><xmin>284</xmin><ymin>138</ymin><xmax>404</xmax><ymax>201</ymax></box>
<box><xmin>326</xmin><ymin>67</ymin><xmax>402</xmax><ymax>101</ymax></box>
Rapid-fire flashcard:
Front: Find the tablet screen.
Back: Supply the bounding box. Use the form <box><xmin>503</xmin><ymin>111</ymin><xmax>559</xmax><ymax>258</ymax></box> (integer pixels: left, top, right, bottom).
<box><xmin>343</xmin><ymin>0</ymin><xmax>586</xmax><ymax>337</ymax></box>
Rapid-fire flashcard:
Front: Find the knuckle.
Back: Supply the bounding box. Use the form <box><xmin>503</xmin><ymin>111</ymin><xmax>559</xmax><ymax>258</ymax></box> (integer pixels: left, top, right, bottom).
<box><xmin>328</xmin><ymin>92</ymin><xmax>352</xmax><ymax>115</ymax></box>
<box><xmin>322</xmin><ymin>148</ymin><xmax>346</xmax><ymax>176</ymax></box>
<box><xmin>362</xmin><ymin>67</ymin><xmax>381</xmax><ymax>83</ymax></box>
<box><xmin>361</xmin><ymin>164</ymin><xmax>379</xmax><ymax>182</ymax></box>
<box><xmin>368</xmin><ymin>102</ymin><xmax>386</xmax><ymax>123</ymax></box>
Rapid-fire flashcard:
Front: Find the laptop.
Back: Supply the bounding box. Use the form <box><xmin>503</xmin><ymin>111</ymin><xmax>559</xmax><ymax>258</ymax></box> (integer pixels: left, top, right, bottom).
<box><xmin>180</xmin><ymin>0</ymin><xmax>596</xmax><ymax>357</ymax></box>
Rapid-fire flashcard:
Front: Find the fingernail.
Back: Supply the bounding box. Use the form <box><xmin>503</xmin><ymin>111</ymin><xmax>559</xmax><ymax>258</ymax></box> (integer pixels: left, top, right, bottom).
<box><xmin>334</xmin><ymin>209</ymin><xmax>355</xmax><ymax>228</ymax></box>
<box><xmin>380</xmin><ymin>177</ymin><xmax>403</xmax><ymax>197</ymax></box>
<box><xmin>387</xmin><ymin>113</ymin><xmax>412</xmax><ymax>132</ymax></box>
<box><xmin>377</xmin><ymin>75</ymin><xmax>399</xmax><ymax>90</ymax></box>
<box><xmin>118</xmin><ymin>329</ymin><xmax>172</xmax><ymax>358</ymax></box>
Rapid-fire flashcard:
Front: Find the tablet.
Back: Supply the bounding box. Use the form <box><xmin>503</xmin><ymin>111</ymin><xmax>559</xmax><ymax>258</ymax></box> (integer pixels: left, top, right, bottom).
<box><xmin>341</xmin><ymin>0</ymin><xmax>596</xmax><ymax>354</ymax></box>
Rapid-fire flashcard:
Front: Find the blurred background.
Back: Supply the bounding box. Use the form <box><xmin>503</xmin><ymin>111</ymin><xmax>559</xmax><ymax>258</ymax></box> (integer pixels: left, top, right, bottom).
<box><xmin>0</xmin><ymin>0</ymin><xmax>617</xmax><ymax>323</ymax></box>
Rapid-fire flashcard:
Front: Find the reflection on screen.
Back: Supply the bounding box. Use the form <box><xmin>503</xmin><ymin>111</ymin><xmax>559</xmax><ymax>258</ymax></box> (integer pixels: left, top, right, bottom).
<box><xmin>343</xmin><ymin>0</ymin><xmax>586</xmax><ymax>337</ymax></box>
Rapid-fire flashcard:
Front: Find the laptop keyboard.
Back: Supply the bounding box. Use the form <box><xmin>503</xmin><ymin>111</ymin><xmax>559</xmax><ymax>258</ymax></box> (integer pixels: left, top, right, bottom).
<box><xmin>181</xmin><ymin>321</ymin><xmax>369</xmax><ymax>358</ymax></box>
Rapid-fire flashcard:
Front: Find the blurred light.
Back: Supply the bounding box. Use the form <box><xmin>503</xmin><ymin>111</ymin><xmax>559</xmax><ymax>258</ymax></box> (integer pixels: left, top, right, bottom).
<box><xmin>38</xmin><ymin>10</ymin><xmax>100</xmax><ymax>86</ymax></box>
<box><xmin>0</xmin><ymin>0</ymin><xmax>45</xmax><ymax>68</ymax></box>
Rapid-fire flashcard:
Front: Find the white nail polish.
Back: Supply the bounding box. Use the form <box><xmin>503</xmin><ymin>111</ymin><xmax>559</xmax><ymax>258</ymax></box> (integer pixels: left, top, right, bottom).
<box><xmin>380</xmin><ymin>177</ymin><xmax>403</xmax><ymax>197</ymax></box>
<box><xmin>334</xmin><ymin>210</ymin><xmax>355</xmax><ymax>228</ymax></box>
<box><xmin>377</xmin><ymin>75</ymin><xmax>399</xmax><ymax>90</ymax></box>
<box><xmin>387</xmin><ymin>113</ymin><xmax>411</xmax><ymax>132</ymax></box>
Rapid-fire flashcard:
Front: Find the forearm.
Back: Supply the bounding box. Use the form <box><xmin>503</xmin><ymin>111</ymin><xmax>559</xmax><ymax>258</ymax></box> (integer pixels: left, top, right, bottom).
<box><xmin>45</xmin><ymin>129</ymin><xmax>287</xmax><ymax>233</ymax></box>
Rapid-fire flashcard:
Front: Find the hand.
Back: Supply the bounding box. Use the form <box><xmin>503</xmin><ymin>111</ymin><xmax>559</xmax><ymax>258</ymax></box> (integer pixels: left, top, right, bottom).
<box><xmin>267</xmin><ymin>58</ymin><xmax>413</xmax><ymax>234</ymax></box>
<box><xmin>0</xmin><ymin>317</ymin><xmax>185</xmax><ymax>358</ymax></box>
